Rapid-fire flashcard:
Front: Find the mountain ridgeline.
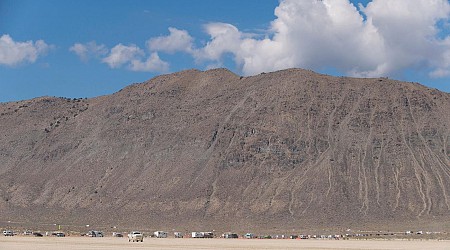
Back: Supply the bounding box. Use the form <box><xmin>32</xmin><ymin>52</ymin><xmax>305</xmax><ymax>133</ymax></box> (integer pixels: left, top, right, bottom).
<box><xmin>1</xmin><ymin>68</ymin><xmax>449</xmax><ymax>231</ymax></box>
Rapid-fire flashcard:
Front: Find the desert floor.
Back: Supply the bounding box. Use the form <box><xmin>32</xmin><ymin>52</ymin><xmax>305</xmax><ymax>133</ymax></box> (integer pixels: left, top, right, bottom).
<box><xmin>1</xmin><ymin>237</ymin><xmax>450</xmax><ymax>250</ymax></box>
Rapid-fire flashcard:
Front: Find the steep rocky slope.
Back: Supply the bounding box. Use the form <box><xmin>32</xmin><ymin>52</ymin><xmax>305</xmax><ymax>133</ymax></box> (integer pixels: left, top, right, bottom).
<box><xmin>1</xmin><ymin>68</ymin><xmax>449</xmax><ymax>231</ymax></box>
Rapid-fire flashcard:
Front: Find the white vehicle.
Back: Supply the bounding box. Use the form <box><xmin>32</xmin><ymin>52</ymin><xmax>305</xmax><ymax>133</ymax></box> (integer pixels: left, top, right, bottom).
<box><xmin>154</xmin><ymin>231</ymin><xmax>168</xmax><ymax>238</ymax></box>
<box><xmin>112</xmin><ymin>232</ymin><xmax>123</xmax><ymax>237</ymax></box>
<box><xmin>191</xmin><ymin>231</ymin><xmax>213</xmax><ymax>238</ymax></box>
<box><xmin>245</xmin><ymin>233</ymin><xmax>255</xmax><ymax>239</ymax></box>
<box><xmin>3</xmin><ymin>230</ymin><xmax>13</xmax><ymax>236</ymax></box>
<box><xmin>128</xmin><ymin>231</ymin><xmax>144</xmax><ymax>242</ymax></box>
<box><xmin>191</xmin><ymin>232</ymin><xmax>204</xmax><ymax>238</ymax></box>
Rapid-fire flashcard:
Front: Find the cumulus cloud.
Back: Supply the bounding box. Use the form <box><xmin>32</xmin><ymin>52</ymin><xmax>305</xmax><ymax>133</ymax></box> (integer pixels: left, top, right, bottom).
<box><xmin>130</xmin><ymin>52</ymin><xmax>169</xmax><ymax>72</ymax></box>
<box><xmin>147</xmin><ymin>27</ymin><xmax>194</xmax><ymax>53</ymax></box>
<box><xmin>100</xmin><ymin>44</ymin><xmax>169</xmax><ymax>73</ymax></box>
<box><xmin>68</xmin><ymin>40</ymin><xmax>171</xmax><ymax>73</ymax></box>
<box><xmin>359</xmin><ymin>0</ymin><xmax>450</xmax><ymax>77</ymax></box>
<box><xmin>430</xmin><ymin>37</ymin><xmax>450</xmax><ymax>77</ymax></box>
<box><xmin>194</xmin><ymin>23</ymin><xmax>242</xmax><ymax>62</ymax></box>
<box><xmin>148</xmin><ymin>0</ymin><xmax>450</xmax><ymax>78</ymax></box>
<box><xmin>258</xmin><ymin>0</ymin><xmax>450</xmax><ymax>77</ymax></box>
<box><xmin>73</xmin><ymin>0</ymin><xmax>450</xmax><ymax>78</ymax></box>
<box><xmin>69</xmin><ymin>41</ymin><xmax>107</xmax><ymax>62</ymax></box>
<box><xmin>259</xmin><ymin>0</ymin><xmax>386</xmax><ymax>76</ymax></box>
<box><xmin>0</xmin><ymin>34</ymin><xmax>51</xmax><ymax>66</ymax></box>
<box><xmin>196</xmin><ymin>0</ymin><xmax>450</xmax><ymax>77</ymax></box>
<box><xmin>102</xmin><ymin>44</ymin><xmax>145</xmax><ymax>68</ymax></box>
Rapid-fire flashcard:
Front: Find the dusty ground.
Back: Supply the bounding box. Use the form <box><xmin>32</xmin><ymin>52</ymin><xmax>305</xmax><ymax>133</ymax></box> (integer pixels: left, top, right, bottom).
<box><xmin>0</xmin><ymin>237</ymin><xmax>449</xmax><ymax>250</ymax></box>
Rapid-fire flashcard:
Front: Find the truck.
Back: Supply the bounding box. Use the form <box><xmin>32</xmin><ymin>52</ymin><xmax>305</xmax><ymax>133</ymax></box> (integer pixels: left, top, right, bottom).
<box><xmin>128</xmin><ymin>231</ymin><xmax>144</xmax><ymax>242</ymax></box>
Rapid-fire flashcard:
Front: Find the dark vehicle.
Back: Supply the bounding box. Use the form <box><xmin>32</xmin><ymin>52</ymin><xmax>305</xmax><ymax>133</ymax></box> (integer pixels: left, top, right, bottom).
<box><xmin>55</xmin><ymin>232</ymin><xmax>65</xmax><ymax>237</ymax></box>
<box><xmin>203</xmin><ymin>232</ymin><xmax>214</xmax><ymax>238</ymax></box>
<box><xmin>33</xmin><ymin>232</ymin><xmax>43</xmax><ymax>237</ymax></box>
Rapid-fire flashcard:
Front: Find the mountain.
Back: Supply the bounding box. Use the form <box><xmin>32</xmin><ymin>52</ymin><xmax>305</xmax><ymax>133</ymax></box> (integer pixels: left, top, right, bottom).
<box><xmin>1</xmin><ymin>68</ymin><xmax>449</xmax><ymax>232</ymax></box>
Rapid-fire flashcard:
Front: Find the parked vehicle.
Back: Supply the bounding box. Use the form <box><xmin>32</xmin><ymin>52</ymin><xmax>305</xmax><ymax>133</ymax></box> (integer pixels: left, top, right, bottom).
<box><xmin>191</xmin><ymin>231</ymin><xmax>213</xmax><ymax>238</ymax></box>
<box><xmin>203</xmin><ymin>232</ymin><xmax>214</xmax><ymax>238</ymax></box>
<box><xmin>174</xmin><ymin>232</ymin><xmax>183</xmax><ymax>238</ymax></box>
<box><xmin>128</xmin><ymin>231</ymin><xmax>144</xmax><ymax>242</ymax></box>
<box><xmin>222</xmin><ymin>233</ymin><xmax>238</xmax><ymax>238</ymax></box>
<box><xmin>245</xmin><ymin>233</ymin><xmax>255</xmax><ymax>239</ymax></box>
<box><xmin>50</xmin><ymin>232</ymin><xmax>65</xmax><ymax>237</ymax></box>
<box><xmin>112</xmin><ymin>232</ymin><xmax>123</xmax><ymax>237</ymax></box>
<box><xmin>87</xmin><ymin>230</ymin><xmax>104</xmax><ymax>237</ymax></box>
<box><xmin>154</xmin><ymin>231</ymin><xmax>168</xmax><ymax>238</ymax></box>
<box><xmin>33</xmin><ymin>232</ymin><xmax>44</xmax><ymax>237</ymax></box>
<box><xmin>3</xmin><ymin>230</ymin><xmax>13</xmax><ymax>236</ymax></box>
<box><xmin>191</xmin><ymin>232</ymin><xmax>204</xmax><ymax>238</ymax></box>
<box><xmin>55</xmin><ymin>232</ymin><xmax>65</xmax><ymax>237</ymax></box>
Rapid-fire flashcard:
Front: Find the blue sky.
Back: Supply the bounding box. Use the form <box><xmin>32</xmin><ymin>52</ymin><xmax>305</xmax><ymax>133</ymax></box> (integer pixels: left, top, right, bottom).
<box><xmin>1</xmin><ymin>0</ymin><xmax>449</xmax><ymax>102</ymax></box>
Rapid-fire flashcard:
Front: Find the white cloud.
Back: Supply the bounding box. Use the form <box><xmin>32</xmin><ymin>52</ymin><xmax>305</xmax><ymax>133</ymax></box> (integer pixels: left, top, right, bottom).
<box><xmin>102</xmin><ymin>44</ymin><xmax>145</xmax><ymax>68</ymax></box>
<box><xmin>70</xmin><ymin>44</ymin><xmax>88</xmax><ymax>59</ymax></box>
<box><xmin>430</xmin><ymin>37</ymin><xmax>450</xmax><ymax>78</ymax></box>
<box><xmin>239</xmin><ymin>0</ymin><xmax>450</xmax><ymax>77</ymax></box>
<box><xmin>130</xmin><ymin>52</ymin><xmax>169</xmax><ymax>72</ymax></box>
<box><xmin>360</xmin><ymin>0</ymin><xmax>450</xmax><ymax>77</ymax></box>
<box><xmin>101</xmin><ymin>43</ymin><xmax>169</xmax><ymax>73</ymax></box>
<box><xmin>72</xmin><ymin>0</ymin><xmax>450</xmax><ymax>78</ymax></box>
<box><xmin>147</xmin><ymin>27</ymin><xmax>194</xmax><ymax>53</ymax></box>
<box><xmin>69</xmin><ymin>41</ymin><xmax>107</xmax><ymax>62</ymax></box>
<box><xmin>152</xmin><ymin>0</ymin><xmax>450</xmax><ymax>78</ymax></box>
<box><xmin>0</xmin><ymin>34</ymin><xmax>51</xmax><ymax>66</ymax></box>
<box><xmin>194</xmin><ymin>23</ymin><xmax>242</xmax><ymax>62</ymax></box>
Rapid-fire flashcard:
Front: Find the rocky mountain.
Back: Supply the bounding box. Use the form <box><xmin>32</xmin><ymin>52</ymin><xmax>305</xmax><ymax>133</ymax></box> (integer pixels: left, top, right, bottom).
<box><xmin>1</xmin><ymin>68</ymin><xmax>449</xmax><ymax>232</ymax></box>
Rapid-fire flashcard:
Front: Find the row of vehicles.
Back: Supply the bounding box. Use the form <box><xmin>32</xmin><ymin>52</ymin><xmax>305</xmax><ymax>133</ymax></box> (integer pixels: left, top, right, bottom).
<box><xmin>127</xmin><ymin>231</ymin><xmax>182</xmax><ymax>242</ymax></box>
<box><xmin>127</xmin><ymin>231</ymin><xmax>185</xmax><ymax>242</ymax></box>
<box><xmin>2</xmin><ymin>229</ymin><xmax>120</xmax><ymax>238</ymax></box>
<box><xmin>3</xmin><ymin>229</ymin><xmax>260</xmax><ymax>240</ymax></box>
<box><xmin>127</xmin><ymin>231</ymin><xmax>240</xmax><ymax>240</ymax></box>
<box><xmin>2</xmin><ymin>230</ymin><xmax>63</xmax><ymax>237</ymax></box>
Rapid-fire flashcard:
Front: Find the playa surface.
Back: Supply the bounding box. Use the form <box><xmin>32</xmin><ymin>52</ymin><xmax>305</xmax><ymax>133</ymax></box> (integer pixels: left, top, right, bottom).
<box><xmin>1</xmin><ymin>237</ymin><xmax>450</xmax><ymax>250</ymax></box>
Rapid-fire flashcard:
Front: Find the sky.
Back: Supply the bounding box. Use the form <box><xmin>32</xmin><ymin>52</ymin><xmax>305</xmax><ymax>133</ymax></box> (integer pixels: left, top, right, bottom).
<box><xmin>1</xmin><ymin>0</ymin><xmax>450</xmax><ymax>102</ymax></box>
